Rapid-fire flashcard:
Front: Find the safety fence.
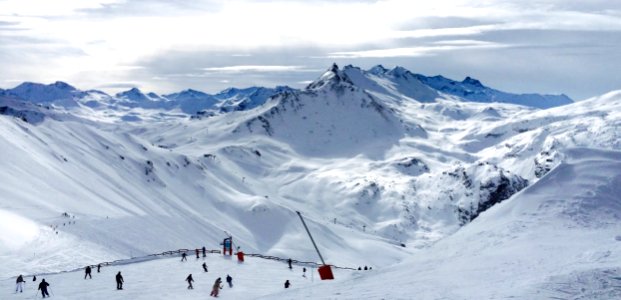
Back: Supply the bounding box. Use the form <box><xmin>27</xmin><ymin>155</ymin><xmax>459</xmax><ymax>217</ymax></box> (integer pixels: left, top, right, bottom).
<box><xmin>243</xmin><ymin>253</ymin><xmax>358</xmax><ymax>271</ymax></box>
<box><xmin>22</xmin><ymin>248</ymin><xmax>357</xmax><ymax>279</ymax></box>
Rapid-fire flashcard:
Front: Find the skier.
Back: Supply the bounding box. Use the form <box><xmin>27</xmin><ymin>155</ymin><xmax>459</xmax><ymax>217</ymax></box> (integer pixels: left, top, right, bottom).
<box><xmin>97</xmin><ymin>264</ymin><xmax>101</xmax><ymax>273</ymax></box>
<box><xmin>210</xmin><ymin>277</ymin><xmax>222</xmax><ymax>297</ymax></box>
<box><xmin>284</xmin><ymin>279</ymin><xmax>291</xmax><ymax>288</ymax></box>
<box><xmin>85</xmin><ymin>265</ymin><xmax>92</xmax><ymax>279</ymax></box>
<box><xmin>38</xmin><ymin>279</ymin><xmax>50</xmax><ymax>298</ymax></box>
<box><xmin>15</xmin><ymin>274</ymin><xmax>25</xmax><ymax>293</ymax></box>
<box><xmin>202</xmin><ymin>246</ymin><xmax>206</xmax><ymax>257</ymax></box>
<box><xmin>185</xmin><ymin>274</ymin><xmax>194</xmax><ymax>289</ymax></box>
<box><xmin>195</xmin><ymin>249</ymin><xmax>199</xmax><ymax>259</ymax></box>
<box><xmin>226</xmin><ymin>274</ymin><xmax>233</xmax><ymax>288</ymax></box>
<box><xmin>302</xmin><ymin>267</ymin><xmax>307</xmax><ymax>278</ymax></box>
<box><xmin>202</xmin><ymin>262</ymin><xmax>208</xmax><ymax>272</ymax></box>
<box><xmin>181</xmin><ymin>252</ymin><xmax>187</xmax><ymax>261</ymax></box>
<box><xmin>287</xmin><ymin>258</ymin><xmax>292</xmax><ymax>269</ymax></box>
<box><xmin>116</xmin><ymin>271</ymin><xmax>124</xmax><ymax>290</ymax></box>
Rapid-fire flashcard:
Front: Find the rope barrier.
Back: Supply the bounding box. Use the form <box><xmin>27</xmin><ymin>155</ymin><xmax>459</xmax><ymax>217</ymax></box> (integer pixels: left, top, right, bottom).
<box><xmin>20</xmin><ymin>247</ymin><xmax>357</xmax><ymax>279</ymax></box>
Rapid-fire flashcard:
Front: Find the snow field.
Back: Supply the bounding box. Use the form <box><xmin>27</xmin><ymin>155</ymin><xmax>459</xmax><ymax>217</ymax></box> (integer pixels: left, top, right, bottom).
<box><xmin>1</xmin><ymin>254</ymin><xmax>354</xmax><ymax>300</ymax></box>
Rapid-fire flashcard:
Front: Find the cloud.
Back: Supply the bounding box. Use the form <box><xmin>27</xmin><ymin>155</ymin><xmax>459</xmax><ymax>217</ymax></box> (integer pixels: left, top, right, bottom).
<box><xmin>201</xmin><ymin>65</ymin><xmax>318</xmax><ymax>73</ymax></box>
<box><xmin>327</xmin><ymin>41</ymin><xmax>507</xmax><ymax>58</ymax></box>
<box><xmin>96</xmin><ymin>82</ymin><xmax>139</xmax><ymax>89</ymax></box>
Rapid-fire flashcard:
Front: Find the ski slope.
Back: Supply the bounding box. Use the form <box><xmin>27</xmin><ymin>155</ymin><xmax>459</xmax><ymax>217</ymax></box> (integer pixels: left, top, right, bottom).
<box><xmin>0</xmin><ymin>253</ymin><xmax>355</xmax><ymax>299</ymax></box>
<box><xmin>1</xmin><ymin>64</ymin><xmax>620</xmax><ymax>299</ymax></box>
<box><xmin>277</xmin><ymin>148</ymin><xmax>621</xmax><ymax>299</ymax></box>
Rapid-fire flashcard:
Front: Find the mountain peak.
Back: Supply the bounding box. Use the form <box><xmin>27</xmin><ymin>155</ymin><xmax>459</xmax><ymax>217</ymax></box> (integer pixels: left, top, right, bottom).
<box><xmin>368</xmin><ymin>65</ymin><xmax>388</xmax><ymax>75</ymax></box>
<box><xmin>51</xmin><ymin>81</ymin><xmax>76</xmax><ymax>90</ymax></box>
<box><xmin>462</xmin><ymin>76</ymin><xmax>484</xmax><ymax>88</ymax></box>
<box><xmin>387</xmin><ymin>66</ymin><xmax>411</xmax><ymax>77</ymax></box>
<box><xmin>305</xmin><ymin>63</ymin><xmax>354</xmax><ymax>91</ymax></box>
<box><xmin>116</xmin><ymin>88</ymin><xmax>150</xmax><ymax>102</ymax></box>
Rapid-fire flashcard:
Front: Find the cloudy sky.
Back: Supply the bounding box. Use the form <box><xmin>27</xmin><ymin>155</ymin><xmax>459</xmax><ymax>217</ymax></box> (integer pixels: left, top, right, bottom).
<box><xmin>0</xmin><ymin>0</ymin><xmax>620</xmax><ymax>99</ymax></box>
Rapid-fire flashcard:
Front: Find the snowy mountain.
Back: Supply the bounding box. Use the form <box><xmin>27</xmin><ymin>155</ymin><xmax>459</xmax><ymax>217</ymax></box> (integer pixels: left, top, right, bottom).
<box><xmin>0</xmin><ymin>63</ymin><xmax>618</xmax><ymax>299</ymax></box>
<box><xmin>216</xmin><ymin>86</ymin><xmax>295</xmax><ymax>113</ymax></box>
<box><xmin>5</xmin><ymin>81</ymin><xmax>85</xmax><ymax>107</ymax></box>
<box><xmin>413</xmin><ymin>72</ymin><xmax>573</xmax><ymax>108</ymax></box>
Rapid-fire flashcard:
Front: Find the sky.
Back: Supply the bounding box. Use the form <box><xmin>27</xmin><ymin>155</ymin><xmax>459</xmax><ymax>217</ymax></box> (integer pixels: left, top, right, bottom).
<box><xmin>0</xmin><ymin>0</ymin><xmax>620</xmax><ymax>100</ymax></box>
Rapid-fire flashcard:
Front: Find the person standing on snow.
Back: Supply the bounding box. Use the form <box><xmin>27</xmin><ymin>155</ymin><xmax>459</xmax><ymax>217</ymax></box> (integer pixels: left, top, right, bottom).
<box><xmin>210</xmin><ymin>277</ymin><xmax>222</xmax><ymax>297</ymax></box>
<box><xmin>302</xmin><ymin>267</ymin><xmax>307</xmax><ymax>278</ymax></box>
<box><xmin>181</xmin><ymin>252</ymin><xmax>187</xmax><ymax>261</ymax></box>
<box><xmin>186</xmin><ymin>274</ymin><xmax>194</xmax><ymax>289</ymax></box>
<box><xmin>38</xmin><ymin>279</ymin><xmax>50</xmax><ymax>298</ymax></box>
<box><xmin>195</xmin><ymin>249</ymin><xmax>200</xmax><ymax>259</ymax></box>
<box><xmin>287</xmin><ymin>258</ymin><xmax>292</xmax><ymax>269</ymax></box>
<box><xmin>202</xmin><ymin>262</ymin><xmax>208</xmax><ymax>272</ymax></box>
<box><xmin>284</xmin><ymin>280</ymin><xmax>291</xmax><ymax>288</ymax></box>
<box><xmin>85</xmin><ymin>265</ymin><xmax>92</xmax><ymax>279</ymax></box>
<box><xmin>116</xmin><ymin>271</ymin><xmax>124</xmax><ymax>290</ymax></box>
<box><xmin>202</xmin><ymin>246</ymin><xmax>206</xmax><ymax>257</ymax></box>
<box><xmin>97</xmin><ymin>264</ymin><xmax>101</xmax><ymax>273</ymax></box>
<box><xmin>226</xmin><ymin>274</ymin><xmax>233</xmax><ymax>288</ymax></box>
<box><xmin>15</xmin><ymin>274</ymin><xmax>25</xmax><ymax>293</ymax></box>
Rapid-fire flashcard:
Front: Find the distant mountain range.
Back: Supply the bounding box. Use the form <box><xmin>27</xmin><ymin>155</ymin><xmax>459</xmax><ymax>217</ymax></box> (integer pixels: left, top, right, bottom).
<box><xmin>0</xmin><ymin>64</ymin><xmax>572</xmax><ymax>118</ymax></box>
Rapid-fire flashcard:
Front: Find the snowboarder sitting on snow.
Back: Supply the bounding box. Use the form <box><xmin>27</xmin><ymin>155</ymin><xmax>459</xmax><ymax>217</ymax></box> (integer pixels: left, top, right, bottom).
<box><xmin>15</xmin><ymin>274</ymin><xmax>25</xmax><ymax>293</ymax></box>
<box><xmin>85</xmin><ymin>265</ymin><xmax>92</xmax><ymax>279</ymax></box>
<box><xmin>181</xmin><ymin>252</ymin><xmax>187</xmax><ymax>261</ymax></box>
<box><xmin>116</xmin><ymin>271</ymin><xmax>124</xmax><ymax>290</ymax></box>
<box><xmin>210</xmin><ymin>277</ymin><xmax>222</xmax><ymax>297</ymax></box>
<box><xmin>186</xmin><ymin>274</ymin><xmax>194</xmax><ymax>289</ymax></box>
<box><xmin>38</xmin><ymin>279</ymin><xmax>50</xmax><ymax>298</ymax></box>
<box><xmin>284</xmin><ymin>279</ymin><xmax>291</xmax><ymax>288</ymax></box>
<box><xmin>202</xmin><ymin>262</ymin><xmax>208</xmax><ymax>272</ymax></box>
<box><xmin>226</xmin><ymin>274</ymin><xmax>233</xmax><ymax>288</ymax></box>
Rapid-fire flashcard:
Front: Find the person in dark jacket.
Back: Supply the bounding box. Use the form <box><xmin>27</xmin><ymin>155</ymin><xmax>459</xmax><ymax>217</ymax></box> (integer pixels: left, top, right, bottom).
<box><xmin>181</xmin><ymin>252</ymin><xmax>187</xmax><ymax>261</ymax></box>
<box><xmin>97</xmin><ymin>264</ymin><xmax>101</xmax><ymax>273</ymax></box>
<box><xmin>186</xmin><ymin>274</ymin><xmax>194</xmax><ymax>289</ymax></box>
<box><xmin>284</xmin><ymin>280</ymin><xmax>291</xmax><ymax>288</ymax></box>
<box><xmin>202</xmin><ymin>246</ymin><xmax>206</xmax><ymax>257</ymax></box>
<box><xmin>287</xmin><ymin>258</ymin><xmax>292</xmax><ymax>269</ymax></box>
<box><xmin>116</xmin><ymin>271</ymin><xmax>124</xmax><ymax>290</ymax></box>
<box><xmin>85</xmin><ymin>266</ymin><xmax>92</xmax><ymax>279</ymax></box>
<box><xmin>38</xmin><ymin>279</ymin><xmax>50</xmax><ymax>298</ymax></box>
<box><xmin>302</xmin><ymin>267</ymin><xmax>307</xmax><ymax>278</ymax></box>
<box><xmin>15</xmin><ymin>275</ymin><xmax>25</xmax><ymax>293</ymax></box>
<box><xmin>202</xmin><ymin>262</ymin><xmax>208</xmax><ymax>272</ymax></box>
<box><xmin>226</xmin><ymin>274</ymin><xmax>233</xmax><ymax>288</ymax></box>
<box><xmin>195</xmin><ymin>249</ymin><xmax>200</xmax><ymax>259</ymax></box>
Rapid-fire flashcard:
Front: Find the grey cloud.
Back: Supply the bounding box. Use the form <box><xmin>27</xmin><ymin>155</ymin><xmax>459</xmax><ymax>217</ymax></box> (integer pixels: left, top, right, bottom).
<box><xmin>96</xmin><ymin>83</ymin><xmax>140</xmax><ymax>89</ymax></box>
<box><xmin>397</xmin><ymin>17</ymin><xmax>497</xmax><ymax>31</ymax></box>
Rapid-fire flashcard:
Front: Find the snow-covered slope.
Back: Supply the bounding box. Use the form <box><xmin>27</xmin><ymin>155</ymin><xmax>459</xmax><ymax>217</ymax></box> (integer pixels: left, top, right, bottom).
<box><xmin>0</xmin><ymin>64</ymin><xmax>618</xmax><ymax>299</ymax></box>
<box><xmin>280</xmin><ymin>147</ymin><xmax>621</xmax><ymax>299</ymax></box>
